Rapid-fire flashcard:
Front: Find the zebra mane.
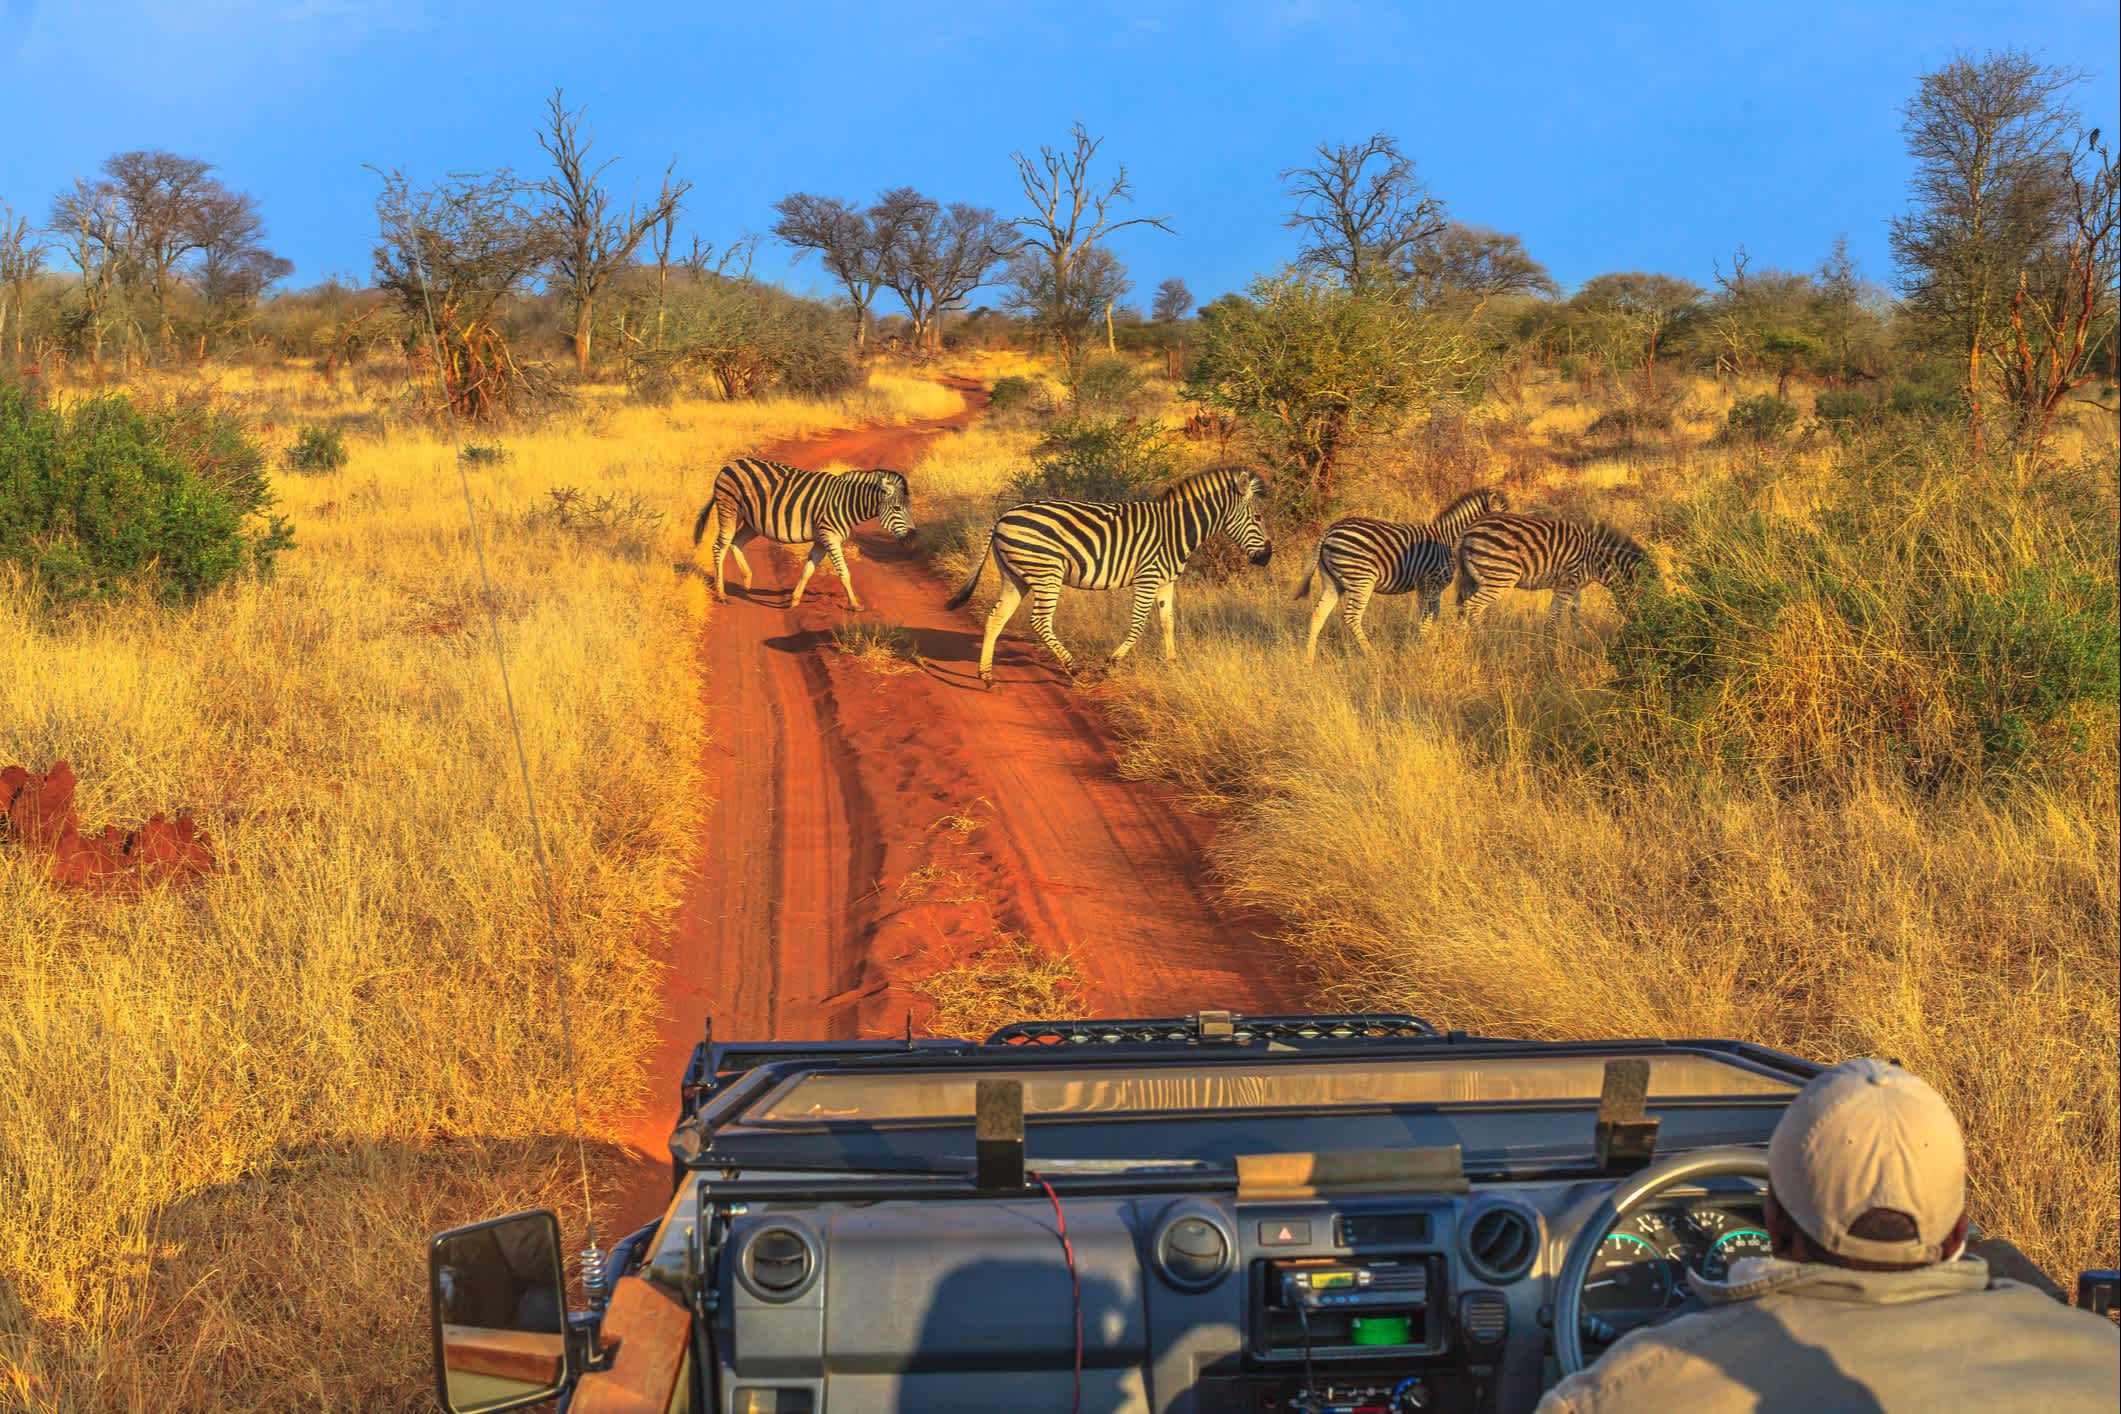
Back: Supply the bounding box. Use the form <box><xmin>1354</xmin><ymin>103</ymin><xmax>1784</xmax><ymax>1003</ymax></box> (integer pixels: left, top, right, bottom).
<box><xmin>1436</xmin><ymin>487</ymin><xmax>1504</xmax><ymax>520</ymax></box>
<box><xmin>1158</xmin><ymin>466</ymin><xmax>1261</xmax><ymax>503</ymax></box>
<box><xmin>1588</xmin><ymin>521</ymin><xmax>1647</xmax><ymax>572</ymax></box>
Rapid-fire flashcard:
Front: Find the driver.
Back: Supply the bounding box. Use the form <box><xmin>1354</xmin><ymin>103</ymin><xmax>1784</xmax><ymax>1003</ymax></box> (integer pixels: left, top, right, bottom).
<box><xmin>1538</xmin><ymin>1058</ymin><xmax>2117</xmax><ymax>1412</ymax></box>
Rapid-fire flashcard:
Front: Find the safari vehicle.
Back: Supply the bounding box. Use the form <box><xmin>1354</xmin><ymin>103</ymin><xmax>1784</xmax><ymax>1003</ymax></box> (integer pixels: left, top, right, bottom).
<box><xmin>427</xmin><ymin>1011</ymin><xmax>2118</xmax><ymax>1414</ymax></box>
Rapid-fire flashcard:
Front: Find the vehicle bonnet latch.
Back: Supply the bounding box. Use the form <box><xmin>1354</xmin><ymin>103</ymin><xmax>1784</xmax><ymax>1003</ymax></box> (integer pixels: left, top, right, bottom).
<box><xmin>1594</xmin><ymin>1058</ymin><xmax>1659</xmax><ymax>1174</ymax></box>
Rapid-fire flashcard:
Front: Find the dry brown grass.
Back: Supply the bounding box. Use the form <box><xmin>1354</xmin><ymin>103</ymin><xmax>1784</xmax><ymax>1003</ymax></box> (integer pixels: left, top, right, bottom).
<box><xmin>915</xmin><ymin>932</ymin><xmax>1088</xmax><ymax>1041</ymax></box>
<box><xmin>0</xmin><ymin>361</ymin><xmax>948</xmax><ymax>1410</ymax></box>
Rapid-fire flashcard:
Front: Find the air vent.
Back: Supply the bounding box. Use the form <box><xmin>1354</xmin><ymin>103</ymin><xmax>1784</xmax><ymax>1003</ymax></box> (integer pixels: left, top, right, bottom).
<box><xmin>739</xmin><ymin>1224</ymin><xmax>819</xmax><ymax>1302</ymax></box>
<box><xmin>1153</xmin><ymin>1209</ymin><xmax>1235</xmax><ymax>1291</ymax></box>
<box><xmin>1460</xmin><ymin>1290</ymin><xmax>1509</xmax><ymax>1345</ymax></box>
<box><xmin>1461</xmin><ymin>1202</ymin><xmax>1538</xmax><ymax>1284</ymax></box>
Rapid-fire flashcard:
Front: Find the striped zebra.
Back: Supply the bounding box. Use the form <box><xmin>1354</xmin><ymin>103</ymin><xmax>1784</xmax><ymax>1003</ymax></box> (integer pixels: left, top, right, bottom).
<box><xmin>1295</xmin><ymin>487</ymin><xmax>1509</xmax><ymax>663</ymax></box>
<box><xmin>944</xmin><ymin>466</ymin><xmax>1273</xmax><ymax>685</ymax></box>
<box><xmin>1453</xmin><ymin>514</ymin><xmax>1649</xmax><ymax>641</ymax></box>
<box><xmin>690</xmin><ymin>456</ymin><xmax>915</xmax><ymax>612</ymax></box>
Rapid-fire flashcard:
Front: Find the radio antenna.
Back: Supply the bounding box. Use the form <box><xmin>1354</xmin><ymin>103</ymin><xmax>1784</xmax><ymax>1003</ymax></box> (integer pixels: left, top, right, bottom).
<box><xmin>396</xmin><ymin>214</ymin><xmax>604</xmax><ymax>1295</ymax></box>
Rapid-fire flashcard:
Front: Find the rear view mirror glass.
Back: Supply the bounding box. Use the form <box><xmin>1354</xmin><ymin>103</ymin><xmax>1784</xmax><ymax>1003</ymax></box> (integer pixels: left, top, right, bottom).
<box><xmin>429</xmin><ymin>1209</ymin><xmax>571</xmax><ymax>1412</ymax></box>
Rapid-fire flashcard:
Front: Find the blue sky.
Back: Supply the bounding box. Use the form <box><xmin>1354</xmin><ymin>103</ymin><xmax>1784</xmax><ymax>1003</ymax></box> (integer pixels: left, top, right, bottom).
<box><xmin>3</xmin><ymin>1</ymin><xmax>2115</xmax><ymax>308</ymax></box>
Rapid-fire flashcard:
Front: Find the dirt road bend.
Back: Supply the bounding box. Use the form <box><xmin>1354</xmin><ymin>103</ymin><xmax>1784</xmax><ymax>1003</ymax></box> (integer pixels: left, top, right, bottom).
<box><xmin>626</xmin><ymin>377</ymin><xmax>1298</xmax><ymax>1153</ymax></box>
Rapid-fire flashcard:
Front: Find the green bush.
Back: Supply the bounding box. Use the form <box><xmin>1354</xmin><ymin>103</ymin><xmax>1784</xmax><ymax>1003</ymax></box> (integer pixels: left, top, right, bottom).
<box><xmin>1066</xmin><ymin>355</ymin><xmax>1146</xmax><ymax>415</ymax></box>
<box><xmin>284</xmin><ymin>425</ymin><xmax>349</xmax><ymax>473</ymax></box>
<box><xmin>1004</xmin><ymin>417</ymin><xmax>1177</xmax><ymax>505</ymax></box>
<box><xmin>1585</xmin><ymin>402</ymin><xmax>1673</xmax><ymax>443</ymax></box>
<box><xmin>1595</xmin><ymin>433</ymin><xmax>2117</xmax><ymax>793</ymax></box>
<box><xmin>0</xmin><ymin>379</ymin><xmax>293</xmax><ymax>604</ymax></box>
<box><xmin>1722</xmin><ymin>394</ymin><xmax>1799</xmax><ymax>443</ymax></box>
<box><xmin>1885</xmin><ymin>372</ymin><xmax>1962</xmax><ymax>421</ymax></box>
<box><xmin>459</xmin><ymin>442</ymin><xmax>510</xmax><ymax>465</ymax></box>
<box><xmin>987</xmin><ymin>375</ymin><xmax>1041</xmax><ymax>412</ymax></box>
<box><xmin>1812</xmin><ymin>389</ymin><xmax>1876</xmax><ymax>436</ymax></box>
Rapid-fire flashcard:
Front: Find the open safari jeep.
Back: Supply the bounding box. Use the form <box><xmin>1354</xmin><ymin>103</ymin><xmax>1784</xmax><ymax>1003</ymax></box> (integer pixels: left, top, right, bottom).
<box><xmin>427</xmin><ymin>1011</ymin><xmax>2119</xmax><ymax>1414</ymax></box>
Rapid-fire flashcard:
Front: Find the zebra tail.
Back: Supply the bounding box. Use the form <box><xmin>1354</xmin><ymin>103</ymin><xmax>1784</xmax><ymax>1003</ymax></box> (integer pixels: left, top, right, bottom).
<box><xmin>943</xmin><ymin>541</ymin><xmax>991</xmax><ymax>611</ymax></box>
<box><xmin>1292</xmin><ymin>556</ymin><xmax>1317</xmax><ymax>600</ymax></box>
<box><xmin>691</xmin><ymin>499</ymin><xmax>717</xmax><ymax>548</ymax></box>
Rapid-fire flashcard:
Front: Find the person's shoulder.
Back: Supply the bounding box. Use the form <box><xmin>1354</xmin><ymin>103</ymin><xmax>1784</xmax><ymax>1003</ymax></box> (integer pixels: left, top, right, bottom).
<box><xmin>1534</xmin><ymin>1308</ymin><xmax>1760</xmax><ymax>1414</ymax></box>
<box><xmin>1977</xmin><ymin>1280</ymin><xmax>2121</xmax><ymax>1343</ymax></box>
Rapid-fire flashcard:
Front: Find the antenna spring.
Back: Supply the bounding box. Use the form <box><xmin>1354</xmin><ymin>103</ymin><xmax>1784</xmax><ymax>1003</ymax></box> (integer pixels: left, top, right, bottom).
<box><xmin>581</xmin><ymin>1242</ymin><xmax>610</xmax><ymax>1309</ymax></box>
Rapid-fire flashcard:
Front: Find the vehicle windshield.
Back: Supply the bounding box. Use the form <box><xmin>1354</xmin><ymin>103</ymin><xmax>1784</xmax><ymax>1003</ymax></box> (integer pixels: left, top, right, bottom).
<box><xmin>745</xmin><ymin>1052</ymin><xmax>1796</xmax><ymax>1124</ymax></box>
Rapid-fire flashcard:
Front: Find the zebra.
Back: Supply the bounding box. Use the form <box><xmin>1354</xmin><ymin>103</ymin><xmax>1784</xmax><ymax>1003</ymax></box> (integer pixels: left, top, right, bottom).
<box><xmin>690</xmin><ymin>456</ymin><xmax>915</xmax><ymax>612</ymax></box>
<box><xmin>1295</xmin><ymin>487</ymin><xmax>1510</xmax><ymax>664</ymax></box>
<box><xmin>944</xmin><ymin>466</ymin><xmax>1273</xmax><ymax>686</ymax></box>
<box><xmin>1453</xmin><ymin>514</ymin><xmax>1649</xmax><ymax>643</ymax></box>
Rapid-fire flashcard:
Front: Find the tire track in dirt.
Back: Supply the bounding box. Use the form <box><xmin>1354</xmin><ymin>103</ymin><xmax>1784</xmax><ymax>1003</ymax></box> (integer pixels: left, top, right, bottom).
<box><xmin>624</xmin><ymin>376</ymin><xmax>1300</xmax><ymax>1159</ymax></box>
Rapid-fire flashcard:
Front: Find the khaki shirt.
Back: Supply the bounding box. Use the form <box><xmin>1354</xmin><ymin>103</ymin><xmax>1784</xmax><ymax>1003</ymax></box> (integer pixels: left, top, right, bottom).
<box><xmin>1537</xmin><ymin>1256</ymin><xmax>2120</xmax><ymax>1413</ymax></box>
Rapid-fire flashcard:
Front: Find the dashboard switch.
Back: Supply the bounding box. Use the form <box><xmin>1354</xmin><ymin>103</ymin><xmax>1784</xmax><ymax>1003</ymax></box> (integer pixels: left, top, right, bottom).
<box><xmin>1259</xmin><ymin>1219</ymin><xmax>1311</xmax><ymax>1246</ymax></box>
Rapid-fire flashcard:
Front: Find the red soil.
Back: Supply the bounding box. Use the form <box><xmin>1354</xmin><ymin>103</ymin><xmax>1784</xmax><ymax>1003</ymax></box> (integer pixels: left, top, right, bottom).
<box><xmin>1</xmin><ymin>761</ymin><xmax>215</xmax><ymax>890</ymax></box>
<box><xmin>605</xmin><ymin>375</ymin><xmax>1298</xmax><ymax>1228</ymax></box>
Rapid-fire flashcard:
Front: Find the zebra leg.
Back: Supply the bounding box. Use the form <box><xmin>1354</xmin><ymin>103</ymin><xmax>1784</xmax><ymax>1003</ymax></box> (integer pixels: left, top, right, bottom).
<box><xmin>1025</xmin><ymin>574</ymin><xmax>1076</xmax><ymax>677</ymax></box>
<box><xmin>978</xmin><ymin>570</ymin><xmax>1026</xmax><ymax>687</ymax></box>
<box><xmin>1458</xmin><ymin>585</ymin><xmax>1501</xmax><ymax>627</ymax></box>
<box><xmin>1419</xmin><ymin>588</ymin><xmax>1443</xmax><ymax>633</ymax></box>
<box><xmin>1106</xmin><ymin>580</ymin><xmax>1160</xmax><ymax>663</ymax></box>
<box><xmin>789</xmin><ymin>543</ymin><xmax>827</xmax><ymax>609</ymax></box>
<box><xmin>824</xmin><ymin>536</ymin><xmax>862</xmax><ymax>612</ymax></box>
<box><xmin>1304</xmin><ymin>580</ymin><xmax>1342</xmax><ymax>665</ymax></box>
<box><xmin>709</xmin><ymin>521</ymin><xmax>738</xmax><ymax>603</ymax></box>
<box><xmin>1341</xmin><ymin>580</ymin><xmax>1377</xmax><ymax>655</ymax></box>
<box><xmin>1156</xmin><ymin>580</ymin><xmax>1178</xmax><ymax>661</ymax></box>
<box><xmin>729</xmin><ymin>528</ymin><xmax>758</xmax><ymax>590</ymax></box>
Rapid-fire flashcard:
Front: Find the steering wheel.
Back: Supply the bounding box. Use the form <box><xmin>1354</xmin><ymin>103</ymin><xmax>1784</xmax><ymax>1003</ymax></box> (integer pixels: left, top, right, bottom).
<box><xmin>1552</xmin><ymin>1146</ymin><xmax>1772</xmax><ymax>1375</ymax></box>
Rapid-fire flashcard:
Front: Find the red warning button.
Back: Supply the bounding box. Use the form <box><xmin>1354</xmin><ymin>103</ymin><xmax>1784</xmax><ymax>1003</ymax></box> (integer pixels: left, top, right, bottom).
<box><xmin>1258</xmin><ymin>1219</ymin><xmax>1312</xmax><ymax>1246</ymax></box>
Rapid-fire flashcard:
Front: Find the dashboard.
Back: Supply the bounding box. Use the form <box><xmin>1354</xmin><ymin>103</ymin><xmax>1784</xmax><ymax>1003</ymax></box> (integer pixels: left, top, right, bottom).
<box><xmin>680</xmin><ymin>1175</ymin><xmax>1771</xmax><ymax>1414</ymax></box>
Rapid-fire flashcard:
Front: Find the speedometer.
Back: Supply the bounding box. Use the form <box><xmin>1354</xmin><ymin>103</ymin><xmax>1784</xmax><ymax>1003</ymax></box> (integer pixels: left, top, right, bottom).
<box><xmin>1582</xmin><ymin>1232</ymin><xmax>1672</xmax><ymax>1330</ymax></box>
<box><xmin>1700</xmin><ymin>1227</ymin><xmax>1773</xmax><ymax>1281</ymax></box>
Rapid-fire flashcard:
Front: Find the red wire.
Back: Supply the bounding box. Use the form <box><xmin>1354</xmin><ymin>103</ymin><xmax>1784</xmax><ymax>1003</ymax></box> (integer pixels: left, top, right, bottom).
<box><xmin>1031</xmin><ymin>1172</ymin><xmax>1082</xmax><ymax>1414</ymax></box>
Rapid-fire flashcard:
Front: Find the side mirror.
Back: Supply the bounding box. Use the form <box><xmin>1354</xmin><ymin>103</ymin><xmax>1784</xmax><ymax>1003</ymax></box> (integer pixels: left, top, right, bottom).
<box><xmin>429</xmin><ymin>1210</ymin><xmax>572</xmax><ymax>1413</ymax></box>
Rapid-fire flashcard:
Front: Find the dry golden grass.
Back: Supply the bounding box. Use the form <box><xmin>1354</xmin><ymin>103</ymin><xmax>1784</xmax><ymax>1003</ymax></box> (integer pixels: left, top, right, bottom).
<box><xmin>913</xmin><ymin>373</ymin><xmax>2120</xmax><ymax>1293</ymax></box>
<box><xmin>915</xmin><ymin>932</ymin><xmax>1088</xmax><ymax>1040</ymax></box>
<box><xmin>0</xmin><ymin>361</ymin><xmax>943</xmax><ymax>1409</ymax></box>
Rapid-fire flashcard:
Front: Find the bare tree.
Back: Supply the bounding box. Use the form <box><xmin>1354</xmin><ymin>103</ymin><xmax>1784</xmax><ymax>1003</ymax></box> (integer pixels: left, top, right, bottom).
<box><xmin>99</xmin><ymin>151</ymin><xmax>223</xmax><ymax>352</ymax></box>
<box><xmin>1152</xmin><ymin>277</ymin><xmax>1192</xmax><ymax>323</ymax></box>
<box><xmin>1283</xmin><ymin>133</ymin><xmax>1444</xmax><ymax>293</ymax></box>
<box><xmin>1891</xmin><ymin>50</ymin><xmax>2081</xmax><ymax>452</ymax></box>
<box><xmin>874</xmin><ymin>189</ymin><xmax>1015</xmax><ymax>352</ymax></box>
<box><xmin>372</xmin><ymin>167</ymin><xmax>556</xmax><ymax>421</ymax></box>
<box><xmin>534</xmin><ymin>89</ymin><xmax>690</xmax><ymax>376</ymax></box>
<box><xmin>0</xmin><ymin>202</ymin><xmax>47</xmax><ymax>360</ymax></box>
<box><xmin>51</xmin><ymin>179</ymin><xmax>122</xmax><ymax>365</ymax></box>
<box><xmin>1009</xmin><ymin>123</ymin><xmax>1170</xmax><ymax>373</ymax></box>
<box><xmin>772</xmin><ymin>193</ymin><xmax>889</xmax><ymax>351</ymax></box>
<box><xmin>188</xmin><ymin>190</ymin><xmax>292</xmax><ymax>357</ymax></box>
<box><xmin>2001</xmin><ymin>131</ymin><xmax>2120</xmax><ymax>452</ymax></box>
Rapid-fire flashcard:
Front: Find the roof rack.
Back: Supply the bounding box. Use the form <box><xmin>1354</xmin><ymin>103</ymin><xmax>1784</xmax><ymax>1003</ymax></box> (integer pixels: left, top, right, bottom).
<box><xmin>984</xmin><ymin>1010</ymin><xmax>1440</xmax><ymax>1046</ymax></box>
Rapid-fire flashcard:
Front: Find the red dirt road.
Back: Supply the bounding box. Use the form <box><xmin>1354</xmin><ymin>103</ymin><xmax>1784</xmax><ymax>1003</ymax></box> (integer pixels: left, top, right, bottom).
<box><xmin>623</xmin><ymin>377</ymin><xmax>1299</xmax><ymax>1156</ymax></box>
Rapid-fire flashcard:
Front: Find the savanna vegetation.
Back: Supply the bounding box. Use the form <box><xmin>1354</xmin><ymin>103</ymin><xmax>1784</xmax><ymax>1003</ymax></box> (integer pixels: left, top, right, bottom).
<box><xmin>0</xmin><ymin>43</ymin><xmax>2114</xmax><ymax>1414</ymax></box>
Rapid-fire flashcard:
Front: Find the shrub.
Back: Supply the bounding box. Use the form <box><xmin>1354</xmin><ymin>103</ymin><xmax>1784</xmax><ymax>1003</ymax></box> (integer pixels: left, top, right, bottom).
<box><xmin>0</xmin><ymin>379</ymin><xmax>293</xmax><ymax>604</ymax></box>
<box><xmin>1812</xmin><ymin>389</ymin><xmax>1876</xmax><ymax>437</ymax></box>
<box><xmin>1722</xmin><ymin>394</ymin><xmax>1799</xmax><ymax>443</ymax></box>
<box><xmin>526</xmin><ymin>486</ymin><xmax>663</xmax><ymax>558</ymax></box>
<box><xmin>986</xmin><ymin>374</ymin><xmax>1041</xmax><ymax>413</ymax></box>
<box><xmin>1585</xmin><ymin>402</ymin><xmax>1673</xmax><ymax>443</ymax></box>
<box><xmin>1066</xmin><ymin>355</ymin><xmax>1146</xmax><ymax>416</ymax></box>
<box><xmin>1596</xmin><ymin>435</ymin><xmax>2117</xmax><ymax>792</ymax></box>
<box><xmin>1886</xmin><ymin>379</ymin><xmax>1962</xmax><ymax>421</ymax></box>
<box><xmin>284</xmin><ymin>425</ymin><xmax>349</xmax><ymax>474</ymax></box>
<box><xmin>1004</xmin><ymin>416</ymin><xmax>1177</xmax><ymax>505</ymax></box>
<box><xmin>459</xmin><ymin>442</ymin><xmax>510</xmax><ymax>465</ymax></box>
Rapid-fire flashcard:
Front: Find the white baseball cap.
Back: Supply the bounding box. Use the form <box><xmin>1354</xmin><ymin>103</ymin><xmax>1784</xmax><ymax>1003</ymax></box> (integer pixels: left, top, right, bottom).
<box><xmin>1768</xmin><ymin>1058</ymin><xmax>1967</xmax><ymax>1265</ymax></box>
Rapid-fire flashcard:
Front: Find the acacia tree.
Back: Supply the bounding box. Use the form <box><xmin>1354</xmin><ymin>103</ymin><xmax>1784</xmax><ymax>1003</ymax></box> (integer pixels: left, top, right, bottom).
<box><xmin>772</xmin><ymin>193</ymin><xmax>892</xmax><ymax>351</ymax></box>
<box><xmin>535</xmin><ymin>90</ymin><xmax>690</xmax><ymax>375</ymax></box>
<box><xmin>1151</xmin><ymin>277</ymin><xmax>1192</xmax><ymax>322</ymax></box>
<box><xmin>100</xmin><ymin>151</ymin><xmax>221</xmax><ymax>352</ymax></box>
<box><xmin>372</xmin><ymin>168</ymin><xmax>555</xmax><ymax>421</ymax></box>
<box><xmin>1402</xmin><ymin>224</ymin><xmax>1554</xmax><ymax>311</ymax></box>
<box><xmin>1890</xmin><ymin>51</ymin><xmax>2080</xmax><ymax>452</ymax></box>
<box><xmin>873</xmin><ymin>189</ymin><xmax>1015</xmax><ymax>352</ymax></box>
<box><xmin>1009</xmin><ymin>123</ymin><xmax>1169</xmax><ymax>375</ymax></box>
<box><xmin>189</xmin><ymin>190</ymin><xmax>292</xmax><ymax>357</ymax></box>
<box><xmin>1573</xmin><ymin>272</ymin><xmax>1702</xmax><ymax>397</ymax></box>
<box><xmin>1283</xmin><ymin>133</ymin><xmax>1443</xmax><ymax>294</ymax></box>
<box><xmin>1186</xmin><ymin>271</ymin><xmax>1481</xmax><ymax>518</ymax></box>
<box><xmin>0</xmin><ymin>202</ymin><xmax>46</xmax><ymax>359</ymax></box>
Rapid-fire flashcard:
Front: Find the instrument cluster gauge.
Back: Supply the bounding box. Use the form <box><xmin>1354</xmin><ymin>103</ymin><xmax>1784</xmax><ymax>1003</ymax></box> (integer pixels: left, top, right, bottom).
<box><xmin>1687</xmin><ymin>1207</ymin><xmax>1775</xmax><ymax>1282</ymax></box>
